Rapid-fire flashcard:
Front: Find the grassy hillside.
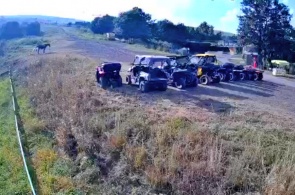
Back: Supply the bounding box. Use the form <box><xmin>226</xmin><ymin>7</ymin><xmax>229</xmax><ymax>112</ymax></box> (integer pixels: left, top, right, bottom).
<box><xmin>0</xmin><ymin>15</ymin><xmax>85</xmax><ymax>24</ymax></box>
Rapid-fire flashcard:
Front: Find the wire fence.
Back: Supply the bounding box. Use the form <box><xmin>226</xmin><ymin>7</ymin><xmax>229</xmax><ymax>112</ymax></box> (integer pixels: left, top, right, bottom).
<box><xmin>9</xmin><ymin>68</ymin><xmax>37</xmax><ymax>195</ymax></box>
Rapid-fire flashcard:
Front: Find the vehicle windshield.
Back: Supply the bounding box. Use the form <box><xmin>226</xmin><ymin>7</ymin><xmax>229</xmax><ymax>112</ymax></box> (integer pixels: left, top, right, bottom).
<box><xmin>190</xmin><ymin>56</ymin><xmax>202</xmax><ymax>64</ymax></box>
<box><xmin>149</xmin><ymin>58</ymin><xmax>170</xmax><ymax>68</ymax></box>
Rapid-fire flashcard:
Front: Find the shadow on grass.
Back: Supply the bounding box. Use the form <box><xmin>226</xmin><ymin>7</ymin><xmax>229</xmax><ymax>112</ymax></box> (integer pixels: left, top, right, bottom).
<box><xmin>95</xmin><ymin>82</ymin><xmax>245</xmax><ymax>114</ymax></box>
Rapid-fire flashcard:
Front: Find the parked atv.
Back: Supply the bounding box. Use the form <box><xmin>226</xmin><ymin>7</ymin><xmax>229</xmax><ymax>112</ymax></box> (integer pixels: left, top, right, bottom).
<box><xmin>243</xmin><ymin>65</ymin><xmax>264</xmax><ymax>81</ymax></box>
<box><xmin>192</xmin><ymin>54</ymin><xmax>232</xmax><ymax>82</ymax></box>
<box><xmin>220</xmin><ymin>63</ymin><xmax>245</xmax><ymax>81</ymax></box>
<box><xmin>126</xmin><ymin>55</ymin><xmax>169</xmax><ymax>93</ymax></box>
<box><xmin>196</xmin><ymin>64</ymin><xmax>221</xmax><ymax>85</ymax></box>
<box><xmin>221</xmin><ymin>63</ymin><xmax>264</xmax><ymax>81</ymax></box>
<box><xmin>167</xmin><ymin>54</ymin><xmax>221</xmax><ymax>85</ymax></box>
<box><xmin>96</xmin><ymin>62</ymin><xmax>123</xmax><ymax>89</ymax></box>
<box><xmin>164</xmin><ymin>56</ymin><xmax>198</xmax><ymax>89</ymax></box>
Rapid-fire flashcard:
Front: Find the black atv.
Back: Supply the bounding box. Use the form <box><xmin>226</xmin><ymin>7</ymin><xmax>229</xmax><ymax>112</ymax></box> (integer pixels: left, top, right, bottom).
<box><xmin>96</xmin><ymin>62</ymin><xmax>123</xmax><ymax>89</ymax></box>
<box><xmin>126</xmin><ymin>55</ymin><xmax>169</xmax><ymax>93</ymax></box>
<box><xmin>164</xmin><ymin>57</ymin><xmax>198</xmax><ymax>89</ymax></box>
<box><xmin>221</xmin><ymin>63</ymin><xmax>263</xmax><ymax>81</ymax></box>
<box><xmin>220</xmin><ymin>63</ymin><xmax>245</xmax><ymax>81</ymax></box>
<box><xmin>166</xmin><ymin>55</ymin><xmax>221</xmax><ymax>85</ymax></box>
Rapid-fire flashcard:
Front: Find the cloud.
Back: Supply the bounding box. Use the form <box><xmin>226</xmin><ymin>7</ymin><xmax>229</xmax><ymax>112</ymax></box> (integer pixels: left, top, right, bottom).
<box><xmin>220</xmin><ymin>8</ymin><xmax>240</xmax><ymax>23</ymax></box>
<box><xmin>216</xmin><ymin>8</ymin><xmax>241</xmax><ymax>33</ymax></box>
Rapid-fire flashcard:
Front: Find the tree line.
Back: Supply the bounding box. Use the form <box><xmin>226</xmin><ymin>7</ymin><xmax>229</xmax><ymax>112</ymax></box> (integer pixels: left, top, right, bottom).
<box><xmin>0</xmin><ymin>21</ymin><xmax>41</xmax><ymax>39</ymax></box>
<box><xmin>73</xmin><ymin>1</ymin><xmax>295</xmax><ymax>63</ymax></box>
<box><xmin>88</xmin><ymin>7</ymin><xmax>223</xmax><ymax>46</ymax></box>
<box><xmin>238</xmin><ymin>0</ymin><xmax>295</xmax><ymax>64</ymax></box>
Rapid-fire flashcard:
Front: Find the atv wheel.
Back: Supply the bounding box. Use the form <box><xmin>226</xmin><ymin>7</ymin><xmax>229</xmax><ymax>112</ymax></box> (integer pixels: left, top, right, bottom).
<box><xmin>253</xmin><ymin>73</ymin><xmax>259</xmax><ymax>81</ymax></box>
<box><xmin>212</xmin><ymin>76</ymin><xmax>221</xmax><ymax>83</ymax></box>
<box><xmin>191</xmin><ymin>78</ymin><xmax>198</xmax><ymax>87</ymax></box>
<box><xmin>229</xmin><ymin>72</ymin><xmax>234</xmax><ymax>81</ymax></box>
<box><xmin>117</xmin><ymin>76</ymin><xmax>123</xmax><ymax>87</ymax></box>
<box><xmin>126</xmin><ymin>75</ymin><xmax>131</xmax><ymax>85</ymax></box>
<box><xmin>199</xmin><ymin>75</ymin><xmax>209</xmax><ymax>85</ymax></box>
<box><xmin>139</xmin><ymin>81</ymin><xmax>149</xmax><ymax>93</ymax></box>
<box><xmin>219</xmin><ymin>73</ymin><xmax>226</xmax><ymax>81</ymax></box>
<box><xmin>99</xmin><ymin>77</ymin><xmax>109</xmax><ymax>89</ymax></box>
<box><xmin>159</xmin><ymin>83</ymin><xmax>168</xmax><ymax>91</ymax></box>
<box><xmin>96</xmin><ymin>71</ymin><xmax>100</xmax><ymax>83</ymax></box>
<box><xmin>240</xmin><ymin>73</ymin><xmax>245</xmax><ymax>80</ymax></box>
<box><xmin>258</xmin><ymin>73</ymin><xmax>263</xmax><ymax>81</ymax></box>
<box><xmin>175</xmin><ymin>78</ymin><xmax>186</xmax><ymax>89</ymax></box>
<box><xmin>110</xmin><ymin>81</ymin><xmax>118</xmax><ymax>89</ymax></box>
<box><xmin>224</xmin><ymin>73</ymin><xmax>230</xmax><ymax>82</ymax></box>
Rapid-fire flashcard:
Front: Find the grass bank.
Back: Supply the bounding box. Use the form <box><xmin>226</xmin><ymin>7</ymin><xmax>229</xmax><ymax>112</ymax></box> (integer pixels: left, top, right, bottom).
<box><xmin>0</xmin><ymin>78</ymin><xmax>31</xmax><ymax>194</ymax></box>
<box><xmin>17</xmin><ymin>53</ymin><xmax>295</xmax><ymax>194</ymax></box>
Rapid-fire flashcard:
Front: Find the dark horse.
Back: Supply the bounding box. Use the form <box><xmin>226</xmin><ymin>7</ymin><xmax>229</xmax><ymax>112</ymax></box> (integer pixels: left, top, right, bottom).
<box><xmin>34</xmin><ymin>43</ymin><xmax>50</xmax><ymax>54</ymax></box>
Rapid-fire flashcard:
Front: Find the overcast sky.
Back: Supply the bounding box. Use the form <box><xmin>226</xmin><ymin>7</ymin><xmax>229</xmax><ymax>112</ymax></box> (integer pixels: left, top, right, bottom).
<box><xmin>0</xmin><ymin>0</ymin><xmax>294</xmax><ymax>33</ymax></box>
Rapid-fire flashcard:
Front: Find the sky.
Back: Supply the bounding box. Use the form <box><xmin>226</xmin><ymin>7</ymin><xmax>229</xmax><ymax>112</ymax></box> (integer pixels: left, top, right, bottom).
<box><xmin>0</xmin><ymin>0</ymin><xmax>294</xmax><ymax>34</ymax></box>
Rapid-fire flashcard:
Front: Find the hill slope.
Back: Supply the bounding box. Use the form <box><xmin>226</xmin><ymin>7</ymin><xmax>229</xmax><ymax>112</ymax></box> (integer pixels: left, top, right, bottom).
<box><xmin>0</xmin><ymin>15</ymin><xmax>85</xmax><ymax>24</ymax></box>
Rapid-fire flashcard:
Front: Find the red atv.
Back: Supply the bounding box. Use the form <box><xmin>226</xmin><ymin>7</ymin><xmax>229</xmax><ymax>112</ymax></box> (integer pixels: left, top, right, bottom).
<box><xmin>242</xmin><ymin>65</ymin><xmax>264</xmax><ymax>81</ymax></box>
<box><xmin>96</xmin><ymin>62</ymin><xmax>123</xmax><ymax>89</ymax></box>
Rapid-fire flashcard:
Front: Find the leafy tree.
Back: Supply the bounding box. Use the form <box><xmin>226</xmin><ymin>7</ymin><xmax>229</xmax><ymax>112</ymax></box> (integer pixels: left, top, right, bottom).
<box><xmin>25</xmin><ymin>22</ymin><xmax>41</xmax><ymax>36</ymax></box>
<box><xmin>197</xmin><ymin>22</ymin><xmax>214</xmax><ymax>36</ymax></box>
<box><xmin>91</xmin><ymin>15</ymin><xmax>115</xmax><ymax>34</ymax></box>
<box><xmin>0</xmin><ymin>21</ymin><xmax>23</xmax><ymax>39</ymax></box>
<box><xmin>153</xmin><ymin>19</ymin><xmax>177</xmax><ymax>42</ymax></box>
<box><xmin>237</xmin><ymin>0</ymin><xmax>293</xmax><ymax>66</ymax></box>
<box><xmin>74</xmin><ymin>21</ymin><xmax>91</xmax><ymax>28</ymax></box>
<box><xmin>114</xmin><ymin>7</ymin><xmax>152</xmax><ymax>39</ymax></box>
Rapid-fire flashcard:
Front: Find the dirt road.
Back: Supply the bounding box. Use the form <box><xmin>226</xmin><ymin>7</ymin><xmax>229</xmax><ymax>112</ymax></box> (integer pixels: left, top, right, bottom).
<box><xmin>52</xmin><ymin>28</ymin><xmax>295</xmax><ymax>116</ymax></box>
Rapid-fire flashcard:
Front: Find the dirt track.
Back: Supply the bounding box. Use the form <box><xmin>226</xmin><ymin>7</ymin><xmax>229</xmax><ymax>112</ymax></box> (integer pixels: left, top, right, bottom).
<box><xmin>51</xmin><ymin>28</ymin><xmax>295</xmax><ymax>117</ymax></box>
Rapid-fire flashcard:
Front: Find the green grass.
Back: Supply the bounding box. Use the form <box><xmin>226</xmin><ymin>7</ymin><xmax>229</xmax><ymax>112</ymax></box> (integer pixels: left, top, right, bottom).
<box><xmin>16</xmin><ymin>88</ymin><xmax>82</xmax><ymax>194</ymax></box>
<box><xmin>0</xmin><ymin>78</ymin><xmax>31</xmax><ymax>194</ymax></box>
<box><xmin>0</xmin><ymin>30</ymin><xmax>82</xmax><ymax>194</ymax></box>
<box><xmin>63</xmin><ymin>26</ymin><xmax>105</xmax><ymax>41</ymax></box>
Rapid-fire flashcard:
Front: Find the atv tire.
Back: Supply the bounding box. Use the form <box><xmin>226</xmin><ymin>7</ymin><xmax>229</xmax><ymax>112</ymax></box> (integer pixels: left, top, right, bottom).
<box><xmin>219</xmin><ymin>73</ymin><xmax>225</xmax><ymax>81</ymax></box>
<box><xmin>99</xmin><ymin>77</ymin><xmax>109</xmax><ymax>89</ymax></box>
<box><xmin>258</xmin><ymin>73</ymin><xmax>263</xmax><ymax>81</ymax></box>
<box><xmin>139</xmin><ymin>80</ymin><xmax>149</xmax><ymax>93</ymax></box>
<box><xmin>229</xmin><ymin>72</ymin><xmax>234</xmax><ymax>81</ymax></box>
<box><xmin>175</xmin><ymin>78</ymin><xmax>186</xmax><ymax>89</ymax></box>
<box><xmin>224</xmin><ymin>73</ymin><xmax>231</xmax><ymax>82</ymax></box>
<box><xmin>240</xmin><ymin>72</ymin><xmax>246</xmax><ymax>81</ymax></box>
<box><xmin>191</xmin><ymin>78</ymin><xmax>198</xmax><ymax>87</ymax></box>
<box><xmin>117</xmin><ymin>76</ymin><xmax>123</xmax><ymax>87</ymax></box>
<box><xmin>159</xmin><ymin>83</ymin><xmax>168</xmax><ymax>91</ymax></box>
<box><xmin>199</xmin><ymin>75</ymin><xmax>209</xmax><ymax>85</ymax></box>
<box><xmin>126</xmin><ymin>75</ymin><xmax>132</xmax><ymax>85</ymax></box>
<box><xmin>252</xmin><ymin>73</ymin><xmax>259</xmax><ymax>81</ymax></box>
<box><xmin>212</xmin><ymin>76</ymin><xmax>221</xmax><ymax>83</ymax></box>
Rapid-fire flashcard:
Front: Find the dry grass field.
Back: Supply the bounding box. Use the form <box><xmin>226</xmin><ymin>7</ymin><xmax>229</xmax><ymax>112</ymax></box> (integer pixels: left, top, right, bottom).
<box><xmin>2</xmin><ymin>25</ymin><xmax>295</xmax><ymax>194</ymax></box>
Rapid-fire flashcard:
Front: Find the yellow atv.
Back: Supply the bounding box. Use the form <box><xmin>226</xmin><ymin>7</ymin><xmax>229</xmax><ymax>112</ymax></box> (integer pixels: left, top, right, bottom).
<box><xmin>191</xmin><ymin>54</ymin><xmax>231</xmax><ymax>82</ymax></box>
